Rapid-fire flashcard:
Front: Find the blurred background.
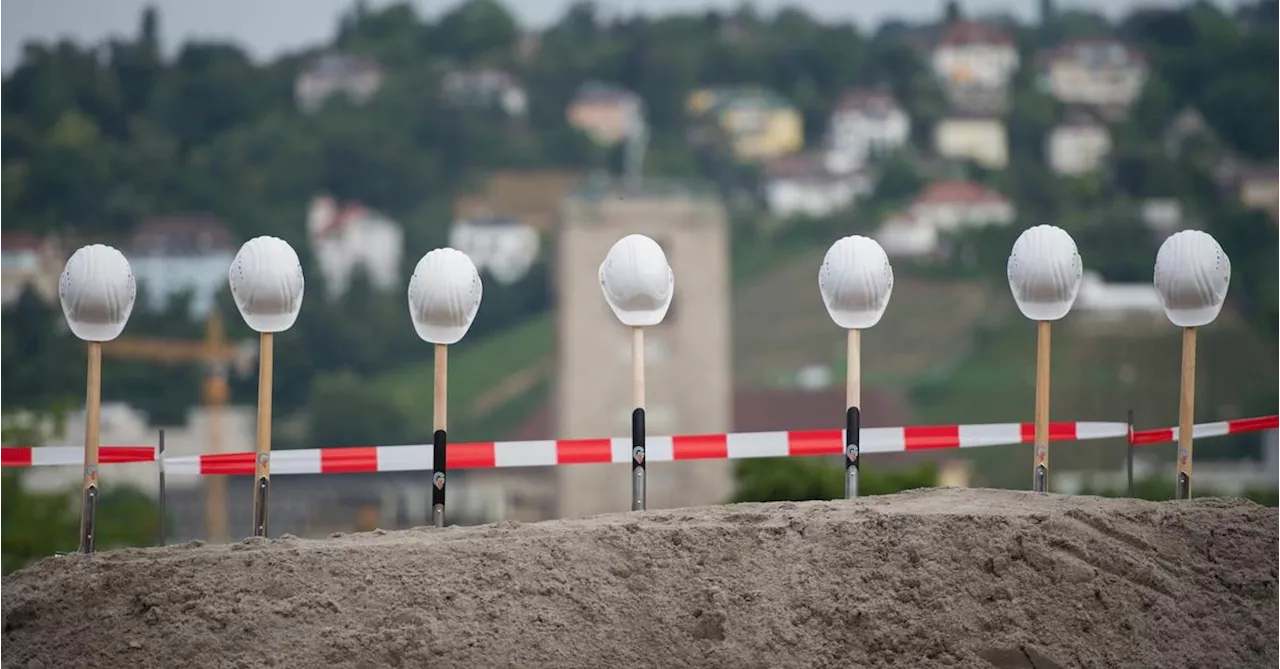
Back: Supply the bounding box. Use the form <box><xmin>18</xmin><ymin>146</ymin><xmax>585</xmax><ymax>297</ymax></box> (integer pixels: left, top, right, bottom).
<box><xmin>2</xmin><ymin>0</ymin><xmax>1277</xmax><ymax>568</ymax></box>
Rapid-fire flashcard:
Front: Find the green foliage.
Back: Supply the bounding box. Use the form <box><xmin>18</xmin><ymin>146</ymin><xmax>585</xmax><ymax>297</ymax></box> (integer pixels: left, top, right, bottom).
<box><xmin>734</xmin><ymin>458</ymin><xmax>939</xmax><ymax>503</ymax></box>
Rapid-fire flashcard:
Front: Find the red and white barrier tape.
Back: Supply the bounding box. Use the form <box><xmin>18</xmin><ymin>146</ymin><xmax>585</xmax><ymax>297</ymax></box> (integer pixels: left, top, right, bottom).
<box><xmin>3</xmin><ymin>416</ymin><xmax>1273</xmax><ymax>476</ymax></box>
<box><xmin>1128</xmin><ymin>415</ymin><xmax>1278</xmax><ymax>445</ymax></box>
<box><xmin>2</xmin><ymin>421</ymin><xmax>1126</xmax><ymax>474</ymax></box>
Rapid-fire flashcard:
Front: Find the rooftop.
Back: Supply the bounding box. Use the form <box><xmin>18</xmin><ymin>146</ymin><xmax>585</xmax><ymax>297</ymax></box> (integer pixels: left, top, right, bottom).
<box><xmin>936</xmin><ymin>21</ymin><xmax>1014</xmax><ymax>48</ymax></box>
<box><xmin>913</xmin><ymin>180</ymin><xmax>1009</xmax><ymax>206</ymax></box>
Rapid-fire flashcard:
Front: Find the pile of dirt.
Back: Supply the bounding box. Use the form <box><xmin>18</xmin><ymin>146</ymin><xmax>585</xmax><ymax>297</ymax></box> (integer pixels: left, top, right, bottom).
<box><xmin>3</xmin><ymin>488</ymin><xmax>1276</xmax><ymax>668</ymax></box>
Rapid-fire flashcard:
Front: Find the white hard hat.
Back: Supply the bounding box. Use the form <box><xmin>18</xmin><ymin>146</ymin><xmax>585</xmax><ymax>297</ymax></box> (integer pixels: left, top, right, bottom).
<box><xmin>819</xmin><ymin>235</ymin><xmax>894</xmax><ymax>329</ymax></box>
<box><xmin>1007</xmin><ymin>225</ymin><xmax>1083</xmax><ymax>322</ymax></box>
<box><xmin>408</xmin><ymin>248</ymin><xmax>483</xmax><ymax>344</ymax></box>
<box><xmin>228</xmin><ymin>236</ymin><xmax>305</xmax><ymax>333</ymax></box>
<box><xmin>58</xmin><ymin>244</ymin><xmax>137</xmax><ymax>342</ymax></box>
<box><xmin>599</xmin><ymin>234</ymin><xmax>674</xmax><ymax>328</ymax></box>
<box><xmin>1154</xmin><ymin>230</ymin><xmax>1230</xmax><ymax>328</ymax></box>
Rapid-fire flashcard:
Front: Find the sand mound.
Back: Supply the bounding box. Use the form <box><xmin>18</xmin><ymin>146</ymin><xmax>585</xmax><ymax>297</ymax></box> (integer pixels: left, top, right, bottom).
<box><xmin>3</xmin><ymin>488</ymin><xmax>1276</xmax><ymax>668</ymax></box>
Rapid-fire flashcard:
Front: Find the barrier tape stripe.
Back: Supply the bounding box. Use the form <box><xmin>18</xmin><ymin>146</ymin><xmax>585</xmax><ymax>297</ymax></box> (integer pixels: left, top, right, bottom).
<box><xmin>3</xmin><ymin>415</ymin><xmax>1273</xmax><ymax>475</ymax></box>
<box><xmin>3</xmin><ymin>421</ymin><xmax>1127</xmax><ymax>474</ymax></box>
<box><xmin>1128</xmin><ymin>415</ymin><xmax>1279</xmax><ymax>446</ymax></box>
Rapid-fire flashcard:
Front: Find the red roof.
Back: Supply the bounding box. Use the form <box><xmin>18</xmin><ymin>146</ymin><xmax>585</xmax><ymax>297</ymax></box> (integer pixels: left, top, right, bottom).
<box><xmin>913</xmin><ymin>180</ymin><xmax>1009</xmax><ymax>206</ymax></box>
<box><xmin>1</xmin><ymin>231</ymin><xmax>43</xmax><ymax>252</ymax></box>
<box><xmin>130</xmin><ymin>216</ymin><xmax>235</xmax><ymax>253</ymax></box>
<box><xmin>309</xmin><ymin>196</ymin><xmax>382</xmax><ymax>238</ymax></box>
<box><xmin>937</xmin><ymin>21</ymin><xmax>1013</xmax><ymax>48</ymax></box>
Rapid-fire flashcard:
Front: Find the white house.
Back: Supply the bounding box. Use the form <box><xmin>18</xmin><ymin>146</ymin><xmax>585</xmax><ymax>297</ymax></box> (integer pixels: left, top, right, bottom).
<box><xmin>875</xmin><ymin>212</ymin><xmax>940</xmax><ymax>258</ymax></box>
<box><xmin>1</xmin><ymin>232</ymin><xmax>63</xmax><ymax>306</ymax></box>
<box><xmin>932</xmin><ymin>21</ymin><xmax>1019</xmax><ymax>91</ymax></box>
<box><xmin>127</xmin><ymin>216</ymin><xmax>238</xmax><ymax>318</ymax></box>
<box><xmin>908</xmin><ymin>180</ymin><xmax>1015</xmax><ymax>232</ymax></box>
<box><xmin>307</xmin><ymin>195</ymin><xmax>404</xmax><ymax>299</ymax></box>
<box><xmin>442</xmin><ymin>67</ymin><xmax>528</xmax><ymax>117</ymax></box>
<box><xmin>934</xmin><ymin>116</ymin><xmax>1009</xmax><ymax>168</ymax></box>
<box><xmin>1044</xmin><ymin>39</ymin><xmax>1148</xmax><ymax>109</ymax></box>
<box><xmin>762</xmin><ymin>153</ymin><xmax>874</xmax><ymax>219</ymax></box>
<box><xmin>824</xmin><ymin>91</ymin><xmax>910</xmax><ymax>173</ymax></box>
<box><xmin>448</xmin><ymin>215</ymin><xmax>541</xmax><ymax>285</ymax></box>
<box><xmin>1074</xmin><ymin>270</ymin><xmax>1163</xmax><ymax>319</ymax></box>
<box><xmin>1046</xmin><ymin>109</ymin><xmax>1112</xmax><ymax>175</ymax></box>
<box><xmin>1140</xmin><ymin>199</ymin><xmax>1183</xmax><ymax>236</ymax></box>
<box><xmin>295</xmin><ymin>54</ymin><xmax>384</xmax><ymax>113</ymax></box>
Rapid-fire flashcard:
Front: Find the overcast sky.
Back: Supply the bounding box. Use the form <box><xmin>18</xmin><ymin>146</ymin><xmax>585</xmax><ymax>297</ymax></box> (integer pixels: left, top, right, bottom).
<box><xmin>2</xmin><ymin>0</ymin><xmax>1251</xmax><ymax>72</ymax></box>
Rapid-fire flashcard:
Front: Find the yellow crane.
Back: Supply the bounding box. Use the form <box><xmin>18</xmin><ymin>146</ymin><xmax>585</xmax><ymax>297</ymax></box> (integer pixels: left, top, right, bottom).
<box><xmin>102</xmin><ymin>310</ymin><xmax>256</xmax><ymax>542</ymax></box>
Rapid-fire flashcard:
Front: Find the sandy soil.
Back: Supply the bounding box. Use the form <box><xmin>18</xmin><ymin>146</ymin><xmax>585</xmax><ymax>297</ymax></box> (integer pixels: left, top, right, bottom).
<box><xmin>2</xmin><ymin>488</ymin><xmax>1276</xmax><ymax>669</ymax></box>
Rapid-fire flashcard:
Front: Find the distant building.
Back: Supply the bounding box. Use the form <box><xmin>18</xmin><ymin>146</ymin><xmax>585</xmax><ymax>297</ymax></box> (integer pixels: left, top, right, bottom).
<box><xmin>909</xmin><ymin>180</ymin><xmax>1015</xmax><ymax>232</ymax></box>
<box><xmin>1074</xmin><ymin>270</ymin><xmax>1163</xmax><ymax>319</ymax></box>
<box><xmin>557</xmin><ymin>178</ymin><xmax>732</xmax><ymax>519</ymax></box>
<box><xmin>687</xmin><ymin>87</ymin><xmax>805</xmax><ymax>161</ymax></box>
<box><xmin>934</xmin><ymin>115</ymin><xmax>1009</xmax><ymax>168</ymax></box>
<box><xmin>1043</xmin><ymin>39</ymin><xmax>1148</xmax><ymax>111</ymax></box>
<box><xmin>1</xmin><ymin>232</ymin><xmax>64</xmax><ymax>306</ymax></box>
<box><xmin>295</xmin><ymin>54</ymin><xmax>384</xmax><ymax>112</ymax></box>
<box><xmin>566</xmin><ymin>81</ymin><xmax>645</xmax><ymax>146</ymax></box>
<box><xmin>1046</xmin><ymin>108</ymin><xmax>1111</xmax><ymax>175</ymax></box>
<box><xmin>932</xmin><ymin>21</ymin><xmax>1019</xmax><ymax>92</ymax></box>
<box><xmin>825</xmin><ymin>90</ymin><xmax>910</xmax><ymax>172</ymax></box>
<box><xmin>20</xmin><ymin>403</ymin><xmax>255</xmax><ymax>497</ymax></box>
<box><xmin>306</xmin><ymin>195</ymin><xmax>404</xmax><ymax>299</ymax></box>
<box><xmin>442</xmin><ymin>67</ymin><xmax>528</xmax><ymax>117</ymax></box>
<box><xmin>875</xmin><ymin>211</ymin><xmax>940</xmax><ymax>258</ymax></box>
<box><xmin>127</xmin><ymin>216</ymin><xmax>237</xmax><ymax>318</ymax></box>
<box><xmin>1237</xmin><ymin>165</ymin><xmax>1279</xmax><ymax>220</ymax></box>
<box><xmin>761</xmin><ymin>153</ymin><xmax>873</xmax><ymax>219</ymax></box>
<box><xmin>1141</xmin><ymin>199</ymin><xmax>1184</xmax><ymax>236</ymax></box>
<box><xmin>448</xmin><ymin>215</ymin><xmax>540</xmax><ymax>285</ymax></box>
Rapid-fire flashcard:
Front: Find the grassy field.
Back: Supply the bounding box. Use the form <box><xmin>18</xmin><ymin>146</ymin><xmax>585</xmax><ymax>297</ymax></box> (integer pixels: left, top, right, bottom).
<box><xmin>379</xmin><ymin>313</ymin><xmax>555</xmax><ymax>441</ymax></box>
<box><xmin>910</xmin><ymin>311</ymin><xmax>1277</xmax><ymax>487</ymax></box>
<box><xmin>733</xmin><ymin>248</ymin><xmax>1008</xmax><ymax>389</ymax></box>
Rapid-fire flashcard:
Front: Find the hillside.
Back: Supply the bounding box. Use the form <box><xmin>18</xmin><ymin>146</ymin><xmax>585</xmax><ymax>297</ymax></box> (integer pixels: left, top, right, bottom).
<box><xmin>734</xmin><ymin>249</ymin><xmax>1276</xmax><ymax>485</ymax></box>
<box><xmin>734</xmin><ymin>248</ymin><xmax>1007</xmax><ymax>389</ymax></box>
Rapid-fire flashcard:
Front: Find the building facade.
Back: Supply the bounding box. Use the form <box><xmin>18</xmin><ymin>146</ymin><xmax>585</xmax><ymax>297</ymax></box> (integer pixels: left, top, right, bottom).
<box><xmin>556</xmin><ymin>180</ymin><xmax>733</xmax><ymax>519</ymax></box>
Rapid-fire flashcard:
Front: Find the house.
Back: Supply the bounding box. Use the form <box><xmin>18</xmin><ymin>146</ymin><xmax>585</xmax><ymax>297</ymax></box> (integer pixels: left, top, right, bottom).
<box><xmin>565</xmin><ymin>82</ymin><xmax>644</xmax><ymax>146</ymax></box>
<box><xmin>761</xmin><ymin>153</ymin><xmax>873</xmax><ymax>219</ymax></box>
<box><xmin>442</xmin><ymin>67</ymin><xmax>528</xmax><ymax>117</ymax></box>
<box><xmin>908</xmin><ymin>180</ymin><xmax>1015</xmax><ymax>232</ymax></box>
<box><xmin>1140</xmin><ymin>199</ymin><xmax>1183</xmax><ymax>236</ymax></box>
<box><xmin>1043</xmin><ymin>39</ymin><xmax>1148</xmax><ymax>111</ymax></box>
<box><xmin>1237</xmin><ymin>165</ymin><xmax>1278</xmax><ymax>219</ymax></box>
<box><xmin>1</xmin><ymin>232</ymin><xmax>64</xmax><ymax>306</ymax></box>
<box><xmin>1074</xmin><ymin>270</ymin><xmax>1163</xmax><ymax>319</ymax></box>
<box><xmin>825</xmin><ymin>90</ymin><xmax>910</xmax><ymax>173</ymax></box>
<box><xmin>1046</xmin><ymin>108</ymin><xmax>1111</xmax><ymax>175</ymax></box>
<box><xmin>934</xmin><ymin>115</ymin><xmax>1008</xmax><ymax>168</ymax></box>
<box><xmin>295</xmin><ymin>54</ymin><xmax>384</xmax><ymax>112</ymax></box>
<box><xmin>688</xmin><ymin>87</ymin><xmax>804</xmax><ymax>161</ymax></box>
<box><xmin>448</xmin><ymin>215</ymin><xmax>541</xmax><ymax>285</ymax></box>
<box><xmin>875</xmin><ymin>211</ymin><xmax>940</xmax><ymax>258</ymax></box>
<box><xmin>306</xmin><ymin>195</ymin><xmax>404</xmax><ymax>299</ymax></box>
<box><xmin>127</xmin><ymin>216</ymin><xmax>238</xmax><ymax>318</ymax></box>
<box><xmin>932</xmin><ymin>21</ymin><xmax>1019</xmax><ymax>92</ymax></box>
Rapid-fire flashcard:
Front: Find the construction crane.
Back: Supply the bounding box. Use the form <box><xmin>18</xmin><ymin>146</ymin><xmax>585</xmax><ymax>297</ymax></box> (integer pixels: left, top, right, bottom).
<box><xmin>102</xmin><ymin>310</ymin><xmax>257</xmax><ymax>542</ymax></box>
